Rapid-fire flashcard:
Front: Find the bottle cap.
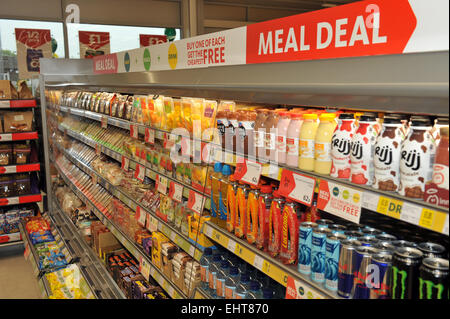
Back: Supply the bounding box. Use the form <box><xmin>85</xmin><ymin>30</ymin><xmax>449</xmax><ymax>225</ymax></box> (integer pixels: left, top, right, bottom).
<box><xmin>303</xmin><ymin>113</ymin><xmax>318</xmax><ymax>120</ymax></box>
<box><xmin>289</xmin><ymin>113</ymin><xmax>303</xmax><ymax>119</ymax></box>
<box><xmin>222</xmin><ymin>164</ymin><xmax>232</xmax><ymax>176</ymax></box>
<box><xmin>410</xmin><ymin>117</ymin><xmax>432</xmax><ymax>127</ymax></box>
<box><xmin>214</xmin><ymin>162</ymin><xmax>223</xmax><ymax>173</ymax></box>
<box><xmin>359</xmin><ymin>112</ymin><xmax>377</xmax><ymax>122</ymax></box>
<box><xmin>339</xmin><ymin>113</ymin><xmax>354</xmax><ymax>120</ymax></box>
<box><xmin>382</xmin><ymin>116</ymin><xmax>402</xmax><ymax>124</ymax></box>
<box><xmin>229</xmin><ymin>266</ymin><xmax>239</xmax><ymax>276</ymax></box>
<box><xmin>319</xmin><ymin>113</ymin><xmax>336</xmax><ymax>121</ymax></box>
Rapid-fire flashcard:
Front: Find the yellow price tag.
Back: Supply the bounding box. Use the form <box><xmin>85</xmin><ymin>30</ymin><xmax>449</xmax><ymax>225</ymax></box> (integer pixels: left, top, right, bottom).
<box><xmin>386</xmin><ymin>198</ymin><xmax>403</xmax><ymax>219</ymax></box>
<box><xmin>377</xmin><ymin>196</ymin><xmax>390</xmax><ymax>215</ymax></box>
<box><xmin>419</xmin><ymin>208</ymin><xmax>435</xmax><ymax>229</ymax></box>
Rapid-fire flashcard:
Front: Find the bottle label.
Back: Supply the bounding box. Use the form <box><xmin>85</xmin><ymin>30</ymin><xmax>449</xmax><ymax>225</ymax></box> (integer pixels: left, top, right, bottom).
<box><xmin>265</xmin><ymin>132</ymin><xmax>276</xmax><ymax>150</ymax></box>
<box><xmin>224</xmin><ymin>285</ymin><xmax>236</xmax><ymax>299</ymax></box>
<box><xmin>217</xmin><ymin>119</ymin><xmax>228</xmax><ymax>137</ymax></box>
<box><xmin>216</xmin><ymin>278</ymin><xmax>226</xmax><ymax>297</ymax></box>
<box><xmin>254</xmin><ymin>130</ymin><xmax>265</xmax><ymax>147</ymax></box>
<box><xmin>315</xmin><ymin>142</ymin><xmax>331</xmax><ymax>162</ymax></box>
<box><xmin>350</xmin><ymin>123</ymin><xmax>378</xmax><ymax>185</ymax></box>
<box><xmin>200</xmin><ymin>265</ymin><xmax>208</xmax><ymax>283</ymax></box>
<box><xmin>276</xmin><ymin>135</ymin><xmax>286</xmax><ymax>152</ymax></box>
<box><xmin>432</xmin><ymin>163</ymin><xmax>449</xmax><ymax>189</ymax></box>
<box><xmin>299</xmin><ymin>138</ymin><xmax>315</xmax><ymax>159</ymax></box>
<box><xmin>286</xmin><ymin>137</ymin><xmax>299</xmax><ymax>156</ymax></box>
<box><xmin>208</xmin><ymin>272</ymin><xmax>216</xmax><ymax>290</ymax></box>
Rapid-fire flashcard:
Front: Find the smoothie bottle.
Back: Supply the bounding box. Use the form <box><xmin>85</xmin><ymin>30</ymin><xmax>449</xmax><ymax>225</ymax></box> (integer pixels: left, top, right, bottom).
<box><xmin>280</xmin><ymin>199</ymin><xmax>300</xmax><ymax>265</ymax></box>
<box><xmin>276</xmin><ymin>112</ymin><xmax>291</xmax><ymax>164</ymax></box>
<box><xmin>299</xmin><ymin>114</ymin><xmax>319</xmax><ymax>171</ymax></box>
<box><xmin>254</xmin><ymin>109</ymin><xmax>269</xmax><ymax>161</ymax></box>
<box><xmin>246</xmin><ymin>185</ymin><xmax>261</xmax><ymax>244</ymax></box>
<box><xmin>256</xmin><ymin>185</ymin><xmax>273</xmax><ymax>251</ymax></box>
<box><xmin>314</xmin><ymin>113</ymin><xmax>337</xmax><ymax>175</ymax></box>
<box><xmin>238</xmin><ymin>110</ymin><xmax>257</xmax><ymax>157</ymax></box>
<box><xmin>218</xmin><ymin>164</ymin><xmax>232</xmax><ymax>229</ymax></box>
<box><xmin>330</xmin><ymin>113</ymin><xmax>355</xmax><ymax>179</ymax></box>
<box><xmin>235</xmin><ymin>181</ymin><xmax>250</xmax><ymax>238</ymax></box>
<box><xmin>286</xmin><ymin>113</ymin><xmax>303</xmax><ymax>167</ymax></box>
<box><xmin>373</xmin><ymin>116</ymin><xmax>406</xmax><ymax>192</ymax></box>
<box><xmin>350</xmin><ymin>113</ymin><xmax>380</xmax><ymax>185</ymax></box>
<box><xmin>268</xmin><ymin>190</ymin><xmax>285</xmax><ymax>258</ymax></box>
<box><xmin>265</xmin><ymin>111</ymin><xmax>279</xmax><ymax>162</ymax></box>
<box><xmin>226</xmin><ymin>175</ymin><xmax>239</xmax><ymax>233</ymax></box>
<box><xmin>216</xmin><ymin>110</ymin><xmax>229</xmax><ymax>149</ymax></box>
<box><xmin>399</xmin><ymin>118</ymin><xmax>436</xmax><ymax>199</ymax></box>
<box><xmin>226</xmin><ymin>111</ymin><xmax>239</xmax><ymax>152</ymax></box>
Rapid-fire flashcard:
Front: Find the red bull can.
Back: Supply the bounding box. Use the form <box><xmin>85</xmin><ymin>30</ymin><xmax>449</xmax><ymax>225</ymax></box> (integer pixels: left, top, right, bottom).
<box><xmin>369</xmin><ymin>251</ymin><xmax>393</xmax><ymax>299</ymax></box>
<box><xmin>358</xmin><ymin>236</ymin><xmax>380</xmax><ymax>247</ymax></box>
<box><xmin>353</xmin><ymin>246</ymin><xmax>379</xmax><ymax>299</ymax></box>
<box><xmin>337</xmin><ymin>238</ymin><xmax>361</xmax><ymax>298</ymax></box>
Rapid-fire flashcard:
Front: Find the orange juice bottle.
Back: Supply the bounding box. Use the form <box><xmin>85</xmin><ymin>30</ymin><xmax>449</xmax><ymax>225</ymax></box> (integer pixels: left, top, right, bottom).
<box><xmin>235</xmin><ymin>181</ymin><xmax>250</xmax><ymax>239</ymax></box>
<box><xmin>226</xmin><ymin>175</ymin><xmax>239</xmax><ymax>233</ymax></box>
<box><xmin>246</xmin><ymin>185</ymin><xmax>260</xmax><ymax>244</ymax></box>
<box><xmin>299</xmin><ymin>113</ymin><xmax>319</xmax><ymax>171</ymax></box>
<box><xmin>314</xmin><ymin>113</ymin><xmax>337</xmax><ymax>175</ymax></box>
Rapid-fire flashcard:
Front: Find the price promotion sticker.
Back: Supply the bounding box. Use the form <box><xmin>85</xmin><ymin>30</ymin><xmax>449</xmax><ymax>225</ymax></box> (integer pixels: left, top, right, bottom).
<box><xmin>134</xmin><ymin>164</ymin><xmax>146</xmax><ymax>182</ymax></box>
<box><xmin>233</xmin><ymin>159</ymin><xmax>262</xmax><ymax>186</ymax></box>
<box><xmin>121</xmin><ymin>156</ymin><xmax>130</xmax><ymax>172</ymax></box>
<box><xmin>278</xmin><ymin>170</ymin><xmax>316</xmax><ymax>206</ymax></box>
<box><xmin>169</xmin><ymin>181</ymin><xmax>183</xmax><ymax>203</ymax></box>
<box><xmin>135</xmin><ymin>206</ymin><xmax>146</xmax><ymax>227</ymax></box>
<box><xmin>130</xmin><ymin>124</ymin><xmax>138</xmax><ymax>139</ymax></box>
<box><xmin>285</xmin><ymin>277</ymin><xmax>325</xmax><ymax>299</ymax></box>
<box><xmin>188</xmin><ymin>190</ymin><xmax>205</xmax><ymax>216</ymax></box>
<box><xmin>146</xmin><ymin>214</ymin><xmax>159</xmax><ymax>232</ymax></box>
<box><xmin>139</xmin><ymin>256</ymin><xmax>151</xmax><ymax>281</ymax></box>
<box><xmin>101</xmin><ymin>116</ymin><xmax>108</xmax><ymax>128</ymax></box>
<box><xmin>145</xmin><ymin>127</ymin><xmax>155</xmax><ymax>144</ymax></box>
<box><xmin>156</xmin><ymin>174</ymin><xmax>168</xmax><ymax>195</ymax></box>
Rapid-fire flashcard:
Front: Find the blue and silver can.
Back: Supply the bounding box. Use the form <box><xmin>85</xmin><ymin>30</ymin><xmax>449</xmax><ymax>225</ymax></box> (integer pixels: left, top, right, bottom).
<box><xmin>311</xmin><ymin>227</ymin><xmax>331</xmax><ymax>283</ymax></box>
<box><xmin>328</xmin><ymin>224</ymin><xmax>347</xmax><ymax>235</ymax></box>
<box><xmin>392</xmin><ymin>240</ymin><xmax>418</xmax><ymax>249</ymax></box>
<box><xmin>374</xmin><ymin>240</ymin><xmax>396</xmax><ymax>253</ymax></box>
<box><xmin>375</xmin><ymin>233</ymin><xmax>397</xmax><ymax>242</ymax></box>
<box><xmin>353</xmin><ymin>246</ymin><xmax>379</xmax><ymax>299</ymax></box>
<box><xmin>369</xmin><ymin>251</ymin><xmax>393</xmax><ymax>299</ymax></box>
<box><xmin>362</xmin><ymin>227</ymin><xmax>383</xmax><ymax>238</ymax></box>
<box><xmin>298</xmin><ymin>222</ymin><xmax>317</xmax><ymax>275</ymax></box>
<box><xmin>359</xmin><ymin>235</ymin><xmax>380</xmax><ymax>247</ymax></box>
<box><xmin>325</xmin><ymin>233</ymin><xmax>347</xmax><ymax>291</ymax></box>
<box><xmin>337</xmin><ymin>238</ymin><xmax>361</xmax><ymax>298</ymax></box>
<box><xmin>316</xmin><ymin>219</ymin><xmax>334</xmax><ymax>229</ymax></box>
<box><xmin>344</xmin><ymin>230</ymin><xmax>363</xmax><ymax>240</ymax></box>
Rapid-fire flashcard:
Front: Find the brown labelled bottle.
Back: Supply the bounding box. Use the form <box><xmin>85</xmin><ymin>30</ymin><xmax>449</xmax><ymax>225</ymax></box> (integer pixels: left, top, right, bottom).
<box><xmin>238</xmin><ymin>110</ymin><xmax>257</xmax><ymax>157</ymax></box>
<box><xmin>264</xmin><ymin>110</ymin><xmax>280</xmax><ymax>162</ymax></box>
<box><xmin>255</xmin><ymin>109</ymin><xmax>269</xmax><ymax>161</ymax></box>
<box><xmin>225</xmin><ymin>111</ymin><xmax>239</xmax><ymax>153</ymax></box>
<box><xmin>216</xmin><ymin>110</ymin><xmax>229</xmax><ymax>149</ymax></box>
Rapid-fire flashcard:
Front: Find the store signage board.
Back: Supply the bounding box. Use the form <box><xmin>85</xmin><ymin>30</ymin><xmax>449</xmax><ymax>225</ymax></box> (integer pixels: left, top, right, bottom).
<box><xmin>233</xmin><ymin>159</ymin><xmax>262</xmax><ymax>186</ymax></box>
<box><xmin>317</xmin><ymin>180</ymin><xmax>363</xmax><ymax>224</ymax></box>
<box><xmin>79</xmin><ymin>31</ymin><xmax>110</xmax><ymax>59</ymax></box>
<box><xmin>93</xmin><ymin>0</ymin><xmax>448</xmax><ymax>74</ymax></box>
<box><xmin>139</xmin><ymin>34</ymin><xmax>167</xmax><ymax>47</ymax></box>
<box><xmin>278</xmin><ymin>170</ymin><xmax>316</xmax><ymax>206</ymax></box>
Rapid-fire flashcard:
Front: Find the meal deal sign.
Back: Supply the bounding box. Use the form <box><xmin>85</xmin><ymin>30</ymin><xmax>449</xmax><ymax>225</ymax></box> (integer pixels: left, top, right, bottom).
<box><xmin>317</xmin><ymin>180</ymin><xmax>363</xmax><ymax>224</ymax></box>
<box><xmin>79</xmin><ymin>31</ymin><xmax>110</xmax><ymax>59</ymax></box>
<box><xmin>140</xmin><ymin>34</ymin><xmax>167</xmax><ymax>47</ymax></box>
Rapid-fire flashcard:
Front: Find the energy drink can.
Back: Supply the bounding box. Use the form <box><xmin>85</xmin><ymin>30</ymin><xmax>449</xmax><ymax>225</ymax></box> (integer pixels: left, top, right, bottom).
<box><xmin>298</xmin><ymin>222</ymin><xmax>318</xmax><ymax>275</ymax></box>
<box><xmin>375</xmin><ymin>233</ymin><xmax>397</xmax><ymax>242</ymax></box>
<box><xmin>338</xmin><ymin>238</ymin><xmax>361</xmax><ymax>298</ymax></box>
<box><xmin>328</xmin><ymin>224</ymin><xmax>347</xmax><ymax>235</ymax></box>
<box><xmin>325</xmin><ymin>233</ymin><xmax>347</xmax><ymax>291</ymax></box>
<box><xmin>316</xmin><ymin>219</ymin><xmax>334</xmax><ymax>229</ymax></box>
<box><xmin>311</xmin><ymin>227</ymin><xmax>331</xmax><ymax>283</ymax></box>
<box><xmin>374</xmin><ymin>241</ymin><xmax>396</xmax><ymax>253</ymax></box>
<box><xmin>344</xmin><ymin>230</ymin><xmax>363</xmax><ymax>240</ymax></box>
<box><xmin>346</xmin><ymin>224</ymin><xmax>364</xmax><ymax>232</ymax></box>
<box><xmin>419</xmin><ymin>258</ymin><xmax>449</xmax><ymax>299</ymax></box>
<box><xmin>392</xmin><ymin>240</ymin><xmax>417</xmax><ymax>249</ymax></box>
<box><xmin>369</xmin><ymin>251</ymin><xmax>393</xmax><ymax>299</ymax></box>
<box><xmin>391</xmin><ymin>247</ymin><xmax>423</xmax><ymax>299</ymax></box>
<box><xmin>358</xmin><ymin>236</ymin><xmax>380</xmax><ymax>247</ymax></box>
<box><xmin>353</xmin><ymin>246</ymin><xmax>378</xmax><ymax>299</ymax></box>
<box><xmin>361</xmin><ymin>227</ymin><xmax>382</xmax><ymax>238</ymax></box>
<box><xmin>417</xmin><ymin>242</ymin><xmax>446</xmax><ymax>259</ymax></box>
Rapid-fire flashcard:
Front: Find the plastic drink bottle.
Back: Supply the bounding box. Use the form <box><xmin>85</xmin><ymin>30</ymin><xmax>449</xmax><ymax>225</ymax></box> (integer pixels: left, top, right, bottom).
<box><xmin>215</xmin><ymin>260</ymin><xmax>230</xmax><ymax>299</ymax></box>
<box><xmin>256</xmin><ymin>185</ymin><xmax>273</xmax><ymax>251</ymax></box>
<box><xmin>276</xmin><ymin>112</ymin><xmax>291</xmax><ymax>164</ymax></box>
<box><xmin>210</xmin><ymin>162</ymin><xmax>223</xmax><ymax>224</ymax></box>
<box><xmin>208</xmin><ymin>254</ymin><xmax>222</xmax><ymax>296</ymax></box>
<box><xmin>235</xmin><ymin>273</ymin><xmax>251</xmax><ymax>299</ymax></box>
<box><xmin>218</xmin><ymin>164</ymin><xmax>232</xmax><ymax>229</ymax></box>
<box><xmin>235</xmin><ymin>181</ymin><xmax>250</xmax><ymax>239</ymax></box>
<box><xmin>226</xmin><ymin>175</ymin><xmax>239</xmax><ymax>233</ymax></box>
<box><xmin>331</xmin><ymin>113</ymin><xmax>355</xmax><ymax>179</ymax></box>
<box><xmin>199</xmin><ymin>247</ymin><xmax>213</xmax><ymax>290</ymax></box>
<box><xmin>262</xmin><ymin>288</ymin><xmax>274</xmax><ymax>299</ymax></box>
<box><xmin>246</xmin><ymin>184</ymin><xmax>261</xmax><ymax>244</ymax></box>
<box><xmin>224</xmin><ymin>266</ymin><xmax>240</xmax><ymax>299</ymax></box>
<box><xmin>255</xmin><ymin>109</ymin><xmax>269</xmax><ymax>161</ymax></box>
<box><xmin>247</xmin><ymin>281</ymin><xmax>264</xmax><ymax>299</ymax></box>
<box><xmin>314</xmin><ymin>113</ymin><xmax>337</xmax><ymax>175</ymax></box>
<box><xmin>280</xmin><ymin>199</ymin><xmax>300</xmax><ymax>265</ymax></box>
<box><xmin>299</xmin><ymin>114</ymin><xmax>319</xmax><ymax>171</ymax></box>
<box><xmin>268</xmin><ymin>190</ymin><xmax>285</xmax><ymax>258</ymax></box>
<box><xmin>286</xmin><ymin>113</ymin><xmax>303</xmax><ymax>167</ymax></box>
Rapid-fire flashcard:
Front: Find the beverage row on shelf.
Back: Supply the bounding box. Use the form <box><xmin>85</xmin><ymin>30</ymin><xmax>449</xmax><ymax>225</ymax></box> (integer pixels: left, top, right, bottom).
<box><xmin>50</xmin><ymin>89</ymin><xmax>449</xmax><ymax>208</ymax></box>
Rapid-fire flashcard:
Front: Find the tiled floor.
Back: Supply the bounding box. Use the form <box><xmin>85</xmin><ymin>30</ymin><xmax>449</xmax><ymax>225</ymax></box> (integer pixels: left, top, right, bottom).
<box><xmin>0</xmin><ymin>243</ymin><xmax>42</xmax><ymax>299</ymax></box>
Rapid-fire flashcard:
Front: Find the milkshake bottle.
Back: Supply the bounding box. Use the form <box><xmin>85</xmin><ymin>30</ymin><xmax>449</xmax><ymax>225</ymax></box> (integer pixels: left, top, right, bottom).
<box><xmin>286</xmin><ymin>113</ymin><xmax>303</xmax><ymax>167</ymax></box>
<box><xmin>276</xmin><ymin>112</ymin><xmax>291</xmax><ymax>164</ymax></box>
<box><xmin>238</xmin><ymin>110</ymin><xmax>256</xmax><ymax>157</ymax></box>
<box><xmin>226</xmin><ymin>111</ymin><xmax>239</xmax><ymax>152</ymax></box>
<box><xmin>331</xmin><ymin>113</ymin><xmax>355</xmax><ymax>179</ymax></box>
<box><xmin>216</xmin><ymin>110</ymin><xmax>229</xmax><ymax>149</ymax></box>
<box><xmin>254</xmin><ymin>109</ymin><xmax>269</xmax><ymax>161</ymax></box>
<box><xmin>264</xmin><ymin>111</ymin><xmax>279</xmax><ymax>162</ymax></box>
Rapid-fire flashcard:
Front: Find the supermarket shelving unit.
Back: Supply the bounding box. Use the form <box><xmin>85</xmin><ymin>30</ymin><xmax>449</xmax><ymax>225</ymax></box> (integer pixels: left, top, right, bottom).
<box><xmin>39</xmin><ymin>51</ymin><xmax>449</xmax><ymax>299</ymax></box>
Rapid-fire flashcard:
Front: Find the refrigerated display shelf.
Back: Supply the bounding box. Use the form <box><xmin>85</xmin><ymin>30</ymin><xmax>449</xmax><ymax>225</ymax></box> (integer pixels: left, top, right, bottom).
<box><xmin>18</xmin><ymin>221</ymin><xmax>44</xmax><ymax>278</ymax></box>
<box><xmin>52</xmin><ymin>159</ymin><xmax>188</xmax><ymax>299</ymax></box>
<box><xmin>0</xmin><ymin>194</ymin><xmax>43</xmax><ymax>206</ymax></box>
<box><xmin>54</xmin><ymin>139</ymin><xmax>204</xmax><ymax>261</ymax></box>
<box><xmin>49</xmin><ymin>199</ymin><xmax>126</xmax><ymax>299</ymax></box>
<box><xmin>0</xmin><ymin>99</ymin><xmax>36</xmax><ymax>108</ymax></box>
<box><xmin>0</xmin><ymin>132</ymin><xmax>39</xmax><ymax>141</ymax></box>
<box><xmin>0</xmin><ymin>163</ymin><xmax>41</xmax><ymax>174</ymax></box>
<box><xmin>202</xmin><ymin>221</ymin><xmax>341</xmax><ymax>300</ymax></box>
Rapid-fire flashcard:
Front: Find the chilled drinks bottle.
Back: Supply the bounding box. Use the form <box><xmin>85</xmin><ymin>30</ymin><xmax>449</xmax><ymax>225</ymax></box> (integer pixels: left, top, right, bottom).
<box><xmin>255</xmin><ymin>109</ymin><xmax>269</xmax><ymax>161</ymax></box>
<box><xmin>276</xmin><ymin>112</ymin><xmax>291</xmax><ymax>164</ymax></box>
<box><xmin>246</xmin><ymin>281</ymin><xmax>263</xmax><ymax>299</ymax></box>
<box><xmin>235</xmin><ymin>273</ymin><xmax>251</xmax><ymax>299</ymax></box>
<box><xmin>215</xmin><ymin>260</ymin><xmax>230</xmax><ymax>299</ymax></box>
<box><xmin>235</xmin><ymin>181</ymin><xmax>250</xmax><ymax>239</ymax></box>
<box><xmin>286</xmin><ymin>113</ymin><xmax>303</xmax><ymax>167</ymax></box>
<box><xmin>208</xmin><ymin>254</ymin><xmax>222</xmax><ymax>296</ymax></box>
<box><xmin>246</xmin><ymin>185</ymin><xmax>261</xmax><ymax>244</ymax></box>
<box><xmin>268</xmin><ymin>190</ymin><xmax>285</xmax><ymax>258</ymax></box>
<box><xmin>218</xmin><ymin>164</ymin><xmax>232</xmax><ymax>229</ymax></box>
<box><xmin>199</xmin><ymin>247</ymin><xmax>213</xmax><ymax>290</ymax></box>
<box><xmin>210</xmin><ymin>163</ymin><xmax>223</xmax><ymax>224</ymax></box>
<box><xmin>314</xmin><ymin>113</ymin><xmax>337</xmax><ymax>175</ymax></box>
<box><xmin>224</xmin><ymin>266</ymin><xmax>240</xmax><ymax>299</ymax></box>
<box><xmin>256</xmin><ymin>185</ymin><xmax>273</xmax><ymax>251</ymax></box>
<box><xmin>299</xmin><ymin>114</ymin><xmax>319</xmax><ymax>171</ymax></box>
<box><xmin>331</xmin><ymin>113</ymin><xmax>355</xmax><ymax>179</ymax></box>
<box><xmin>226</xmin><ymin>174</ymin><xmax>239</xmax><ymax>233</ymax></box>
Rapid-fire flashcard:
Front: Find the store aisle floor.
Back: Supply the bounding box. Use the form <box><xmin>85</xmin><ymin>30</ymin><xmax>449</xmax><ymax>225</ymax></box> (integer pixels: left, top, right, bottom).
<box><xmin>0</xmin><ymin>244</ymin><xmax>42</xmax><ymax>299</ymax></box>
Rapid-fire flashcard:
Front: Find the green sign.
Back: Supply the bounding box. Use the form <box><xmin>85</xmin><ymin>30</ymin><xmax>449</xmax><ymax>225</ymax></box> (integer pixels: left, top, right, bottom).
<box><xmin>124</xmin><ymin>52</ymin><xmax>131</xmax><ymax>72</ymax></box>
<box><xmin>143</xmin><ymin>48</ymin><xmax>151</xmax><ymax>71</ymax></box>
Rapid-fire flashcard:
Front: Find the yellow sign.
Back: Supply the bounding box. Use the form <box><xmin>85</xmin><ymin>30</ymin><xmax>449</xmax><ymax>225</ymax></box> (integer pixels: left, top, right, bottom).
<box><xmin>168</xmin><ymin>43</ymin><xmax>178</xmax><ymax>69</ymax></box>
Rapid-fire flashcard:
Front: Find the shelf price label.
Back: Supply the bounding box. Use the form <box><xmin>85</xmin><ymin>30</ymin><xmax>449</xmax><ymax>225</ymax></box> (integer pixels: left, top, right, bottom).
<box><xmin>121</xmin><ymin>156</ymin><xmax>129</xmax><ymax>172</ymax></box>
<box><xmin>139</xmin><ymin>256</ymin><xmax>151</xmax><ymax>281</ymax></box>
<box><xmin>317</xmin><ymin>180</ymin><xmax>362</xmax><ymax>224</ymax></box>
<box><xmin>101</xmin><ymin>116</ymin><xmax>108</xmax><ymax>128</ymax></box>
<box><xmin>234</xmin><ymin>159</ymin><xmax>262</xmax><ymax>186</ymax></box>
<box><xmin>134</xmin><ymin>164</ymin><xmax>146</xmax><ymax>182</ymax></box>
<box><xmin>130</xmin><ymin>124</ymin><xmax>138</xmax><ymax>139</ymax></box>
<box><xmin>145</xmin><ymin>127</ymin><xmax>155</xmax><ymax>144</ymax></box>
<box><xmin>278</xmin><ymin>170</ymin><xmax>316</xmax><ymax>206</ymax></box>
<box><xmin>169</xmin><ymin>182</ymin><xmax>183</xmax><ymax>203</ymax></box>
<box><xmin>285</xmin><ymin>277</ymin><xmax>325</xmax><ymax>299</ymax></box>
<box><xmin>146</xmin><ymin>214</ymin><xmax>159</xmax><ymax>232</ymax></box>
<box><xmin>135</xmin><ymin>206</ymin><xmax>147</xmax><ymax>227</ymax></box>
<box><xmin>188</xmin><ymin>190</ymin><xmax>205</xmax><ymax>215</ymax></box>
<box><xmin>156</xmin><ymin>174</ymin><xmax>168</xmax><ymax>195</ymax></box>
